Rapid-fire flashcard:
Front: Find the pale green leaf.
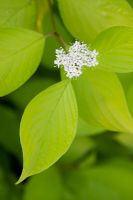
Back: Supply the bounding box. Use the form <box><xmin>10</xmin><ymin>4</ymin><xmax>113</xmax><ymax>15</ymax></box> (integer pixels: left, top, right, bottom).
<box><xmin>72</xmin><ymin>69</ymin><xmax>133</xmax><ymax>133</ymax></box>
<box><xmin>23</xmin><ymin>167</ymin><xmax>62</xmax><ymax>200</ymax></box>
<box><xmin>0</xmin><ymin>0</ymin><xmax>37</xmax><ymax>29</ymax></box>
<box><xmin>58</xmin><ymin>0</ymin><xmax>133</xmax><ymax>43</ymax></box>
<box><xmin>0</xmin><ymin>28</ymin><xmax>44</xmax><ymax>96</ymax></box>
<box><xmin>17</xmin><ymin>80</ymin><xmax>78</xmax><ymax>183</ymax></box>
<box><xmin>92</xmin><ymin>26</ymin><xmax>133</xmax><ymax>72</ymax></box>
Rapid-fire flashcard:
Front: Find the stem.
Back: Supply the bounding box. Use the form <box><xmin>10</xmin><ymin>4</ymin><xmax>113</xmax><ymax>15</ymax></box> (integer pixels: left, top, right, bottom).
<box><xmin>47</xmin><ymin>0</ymin><xmax>67</xmax><ymax>50</ymax></box>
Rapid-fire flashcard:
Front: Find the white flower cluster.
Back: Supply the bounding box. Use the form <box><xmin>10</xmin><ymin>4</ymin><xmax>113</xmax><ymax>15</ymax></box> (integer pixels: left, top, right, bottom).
<box><xmin>54</xmin><ymin>41</ymin><xmax>99</xmax><ymax>78</ymax></box>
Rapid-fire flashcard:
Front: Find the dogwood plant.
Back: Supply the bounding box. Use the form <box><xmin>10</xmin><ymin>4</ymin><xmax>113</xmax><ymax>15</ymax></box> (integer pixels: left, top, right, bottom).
<box><xmin>0</xmin><ymin>0</ymin><xmax>133</xmax><ymax>185</ymax></box>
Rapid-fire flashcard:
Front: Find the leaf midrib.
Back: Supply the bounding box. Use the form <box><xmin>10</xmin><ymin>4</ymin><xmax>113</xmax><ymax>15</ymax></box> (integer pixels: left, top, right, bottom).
<box><xmin>45</xmin><ymin>80</ymin><xmax>71</xmax><ymax>128</ymax></box>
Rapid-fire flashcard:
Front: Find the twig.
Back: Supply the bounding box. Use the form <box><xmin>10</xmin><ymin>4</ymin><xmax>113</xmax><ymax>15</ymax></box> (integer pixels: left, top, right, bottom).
<box><xmin>47</xmin><ymin>0</ymin><xmax>67</xmax><ymax>50</ymax></box>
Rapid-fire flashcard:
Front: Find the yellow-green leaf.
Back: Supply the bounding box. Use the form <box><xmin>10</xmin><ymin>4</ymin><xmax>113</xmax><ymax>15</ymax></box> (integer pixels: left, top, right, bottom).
<box><xmin>92</xmin><ymin>26</ymin><xmax>133</xmax><ymax>73</ymax></box>
<box><xmin>72</xmin><ymin>69</ymin><xmax>133</xmax><ymax>133</ymax></box>
<box><xmin>58</xmin><ymin>0</ymin><xmax>133</xmax><ymax>43</ymax></box>
<box><xmin>0</xmin><ymin>0</ymin><xmax>37</xmax><ymax>29</ymax></box>
<box><xmin>0</xmin><ymin>28</ymin><xmax>44</xmax><ymax>96</ymax></box>
<box><xmin>17</xmin><ymin>80</ymin><xmax>78</xmax><ymax>183</ymax></box>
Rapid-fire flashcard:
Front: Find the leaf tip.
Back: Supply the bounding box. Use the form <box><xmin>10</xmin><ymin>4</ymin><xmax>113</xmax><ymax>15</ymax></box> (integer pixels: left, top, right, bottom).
<box><xmin>15</xmin><ymin>170</ymin><xmax>29</xmax><ymax>185</ymax></box>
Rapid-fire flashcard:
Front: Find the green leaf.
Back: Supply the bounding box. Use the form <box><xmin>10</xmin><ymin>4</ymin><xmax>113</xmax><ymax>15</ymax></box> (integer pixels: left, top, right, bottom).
<box><xmin>0</xmin><ymin>28</ymin><xmax>44</xmax><ymax>96</ymax></box>
<box><xmin>63</xmin><ymin>159</ymin><xmax>133</xmax><ymax>200</ymax></box>
<box><xmin>23</xmin><ymin>167</ymin><xmax>62</xmax><ymax>200</ymax></box>
<box><xmin>72</xmin><ymin>69</ymin><xmax>133</xmax><ymax>133</ymax></box>
<box><xmin>17</xmin><ymin>80</ymin><xmax>78</xmax><ymax>183</ymax></box>
<box><xmin>0</xmin><ymin>0</ymin><xmax>37</xmax><ymax>29</ymax></box>
<box><xmin>92</xmin><ymin>26</ymin><xmax>133</xmax><ymax>73</ymax></box>
<box><xmin>58</xmin><ymin>0</ymin><xmax>133</xmax><ymax>43</ymax></box>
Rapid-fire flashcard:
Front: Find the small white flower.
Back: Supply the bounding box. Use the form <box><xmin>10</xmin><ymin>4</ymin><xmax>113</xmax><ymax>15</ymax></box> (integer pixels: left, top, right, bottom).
<box><xmin>54</xmin><ymin>41</ymin><xmax>99</xmax><ymax>79</ymax></box>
